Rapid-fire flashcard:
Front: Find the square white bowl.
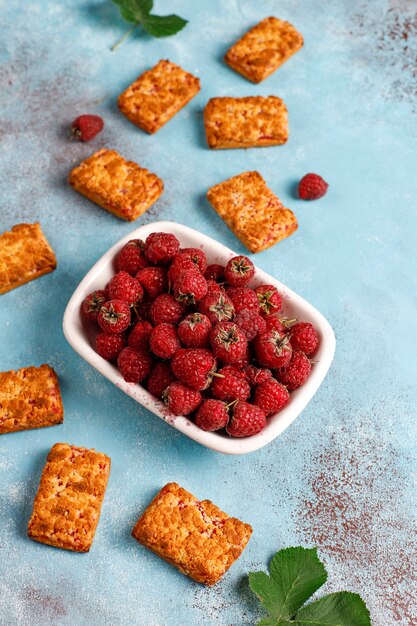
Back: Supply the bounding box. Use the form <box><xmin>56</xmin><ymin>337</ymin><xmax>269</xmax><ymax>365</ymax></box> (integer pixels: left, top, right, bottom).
<box><xmin>63</xmin><ymin>221</ymin><xmax>335</xmax><ymax>455</ymax></box>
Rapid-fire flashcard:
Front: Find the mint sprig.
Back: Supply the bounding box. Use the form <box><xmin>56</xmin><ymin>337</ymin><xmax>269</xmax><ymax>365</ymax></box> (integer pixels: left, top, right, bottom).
<box><xmin>111</xmin><ymin>0</ymin><xmax>187</xmax><ymax>50</ymax></box>
<box><xmin>249</xmin><ymin>547</ymin><xmax>371</xmax><ymax>626</ymax></box>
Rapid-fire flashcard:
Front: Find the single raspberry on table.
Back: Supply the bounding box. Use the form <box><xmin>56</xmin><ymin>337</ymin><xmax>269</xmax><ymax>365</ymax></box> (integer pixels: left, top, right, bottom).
<box><xmin>145</xmin><ymin>232</ymin><xmax>180</xmax><ymax>265</ymax></box>
<box><xmin>210</xmin><ymin>321</ymin><xmax>248</xmax><ymax>364</ymax></box>
<box><xmin>136</xmin><ymin>266</ymin><xmax>167</xmax><ymax>300</ymax></box>
<box><xmin>255</xmin><ymin>285</ymin><xmax>282</xmax><ymax>316</ymax></box>
<box><xmin>254</xmin><ymin>329</ymin><xmax>293</xmax><ymax>368</ymax></box>
<box><xmin>204</xmin><ymin>264</ymin><xmax>225</xmax><ymax>282</ymax></box>
<box><xmin>234</xmin><ymin>308</ymin><xmax>267</xmax><ymax>341</ymax></box>
<box><xmin>149</xmin><ymin>324</ymin><xmax>180</xmax><ymax>359</ymax></box>
<box><xmin>167</xmin><ymin>253</ymin><xmax>196</xmax><ymax>286</ymax></box>
<box><xmin>116</xmin><ymin>240</ymin><xmax>148</xmax><ymax>275</ymax></box>
<box><xmin>226</xmin><ymin>287</ymin><xmax>260</xmax><ymax>314</ymax></box>
<box><xmin>224</xmin><ymin>255</ymin><xmax>255</xmax><ymax>287</ymax></box>
<box><xmin>108</xmin><ymin>271</ymin><xmax>143</xmax><ymax>305</ymax></box>
<box><xmin>147</xmin><ymin>362</ymin><xmax>175</xmax><ymax>399</ymax></box>
<box><xmin>97</xmin><ymin>300</ymin><xmax>131</xmax><ymax>334</ymax></box>
<box><xmin>277</xmin><ymin>350</ymin><xmax>312</xmax><ymax>389</ymax></box>
<box><xmin>163</xmin><ymin>381</ymin><xmax>202</xmax><ymax>416</ymax></box>
<box><xmin>149</xmin><ymin>294</ymin><xmax>183</xmax><ymax>325</ymax></box>
<box><xmin>128</xmin><ymin>320</ymin><xmax>152</xmax><ymax>351</ymax></box>
<box><xmin>171</xmin><ymin>348</ymin><xmax>216</xmax><ymax>391</ymax></box>
<box><xmin>210</xmin><ymin>365</ymin><xmax>251</xmax><ymax>402</ymax></box>
<box><xmin>174</xmin><ymin>271</ymin><xmax>208</xmax><ymax>304</ymax></box>
<box><xmin>96</xmin><ymin>332</ymin><xmax>126</xmax><ymax>362</ymax></box>
<box><xmin>82</xmin><ymin>290</ymin><xmax>107</xmax><ymax>322</ymax></box>
<box><xmin>178</xmin><ymin>313</ymin><xmax>212</xmax><ymax>348</ymax></box>
<box><xmin>195</xmin><ymin>399</ymin><xmax>229</xmax><ymax>432</ymax></box>
<box><xmin>226</xmin><ymin>401</ymin><xmax>266</xmax><ymax>438</ymax></box>
<box><xmin>243</xmin><ymin>365</ymin><xmax>272</xmax><ymax>386</ymax></box>
<box><xmin>289</xmin><ymin>322</ymin><xmax>319</xmax><ymax>356</ymax></box>
<box><xmin>298</xmin><ymin>173</ymin><xmax>329</xmax><ymax>200</ymax></box>
<box><xmin>117</xmin><ymin>347</ymin><xmax>152</xmax><ymax>383</ymax></box>
<box><xmin>253</xmin><ymin>378</ymin><xmax>290</xmax><ymax>416</ymax></box>
<box><xmin>198</xmin><ymin>291</ymin><xmax>235</xmax><ymax>324</ymax></box>
<box><xmin>181</xmin><ymin>247</ymin><xmax>208</xmax><ymax>274</ymax></box>
<box><xmin>71</xmin><ymin>114</ymin><xmax>104</xmax><ymax>141</ymax></box>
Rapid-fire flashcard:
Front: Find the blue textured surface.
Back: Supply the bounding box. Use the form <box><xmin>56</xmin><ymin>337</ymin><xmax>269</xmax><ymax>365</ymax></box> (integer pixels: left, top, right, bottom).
<box><xmin>0</xmin><ymin>1</ymin><xmax>416</xmax><ymax>625</ymax></box>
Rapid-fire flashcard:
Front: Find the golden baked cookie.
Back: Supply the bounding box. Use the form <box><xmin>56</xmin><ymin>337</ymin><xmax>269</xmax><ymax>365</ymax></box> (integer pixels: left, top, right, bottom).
<box><xmin>118</xmin><ymin>59</ymin><xmax>201</xmax><ymax>134</ymax></box>
<box><xmin>207</xmin><ymin>171</ymin><xmax>298</xmax><ymax>253</ymax></box>
<box><xmin>28</xmin><ymin>443</ymin><xmax>111</xmax><ymax>552</ymax></box>
<box><xmin>132</xmin><ymin>482</ymin><xmax>252</xmax><ymax>585</ymax></box>
<box><xmin>204</xmin><ymin>96</ymin><xmax>288</xmax><ymax>149</ymax></box>
<box><xmin>0</xmin><ymin>223</ymin><xmax>56</xmax><ymax>295</ymax></box>
<box><xmin>69</xmin><ymin>148</ymin><xmax>163</xmax><ymax>221</ymax></box>
<box><xmin>0</xmin><ymin>364</ymin><xmax>63</xmax><ymax>435</ymax></box>
<box><xmin>225</xmin><ymin>17</ymin><xmax>303</xmax><ymax>83</ymax></box>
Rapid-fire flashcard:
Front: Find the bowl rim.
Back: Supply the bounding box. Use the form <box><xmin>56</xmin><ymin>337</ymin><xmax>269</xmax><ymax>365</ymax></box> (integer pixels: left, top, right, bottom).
<box><xmin>63</xmin><ymin>220</ymin><xmax>336</xmax><ymax>455</ymax></box>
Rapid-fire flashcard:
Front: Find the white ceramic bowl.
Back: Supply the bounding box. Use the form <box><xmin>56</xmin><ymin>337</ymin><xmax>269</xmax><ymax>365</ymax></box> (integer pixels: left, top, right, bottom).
<box><xmin>63</xmin><ymin>221</ymin><xmax>335</xmax><ymax>455</ymax></box>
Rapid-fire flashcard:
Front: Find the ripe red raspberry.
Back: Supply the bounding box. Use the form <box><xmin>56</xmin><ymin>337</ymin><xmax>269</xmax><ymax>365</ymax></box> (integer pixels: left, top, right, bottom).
<box><xmin>198</xmin><ymin>291</ymin><xmax>235</xmax><ymax>324</ymax></box>
<box><xmin>96</xmin><ymin>332</ymin><xmax>126</xmax><ymax>362</ymax></box>
<box><xmin>204</xmin><ymin>264</ymin><xmax>225</xmax><ymax>282</ymax></box>
<box><xmin>298</xmin><ymin>173</ymin><xmax>329</xmax><ymax>200</ymax></box>
<box><xmin>226</xmin><ymin>287</ymin><xmax>260</xmax><ymax>314</ymax></box>
<box><xmin>181</xmin><ymin>247</ymin><xmax>208</xmax><ymax>274</ymax></box>
<box><xmin>174</xmin><ymin>271</ymin><xmax>208</xmax><ymax>304</ymax></box>
<box><xmin>206</xmin><ymin>280</ymin><xmax>222</xmax><ymax>295</ymax></box>
<box><xmin>116</xmin><ymin>240</ymin><xmax>148</xmax><ymax>275</ymax></box>
<box><xmin>171</xmin><ymin>348</ymin><xmax>216</xmax><ymax>391</ymax></box>
<box><xmin>224</xmin><ymin>255</ymin><xmax>255</xmax><ymax>287</ymax></box>
<box><xmin>195</xmin><ymin>399</ymin><xmax>229</xmax><ymax>432</ymax></box>
<box><xmin>117</xmin><ymin>347</ymin><xmax>152</xmax><ymax>383</ymax></box>
<box><xmin>108</xmin><ymin>271</ymin><xmax>143</xmax><ymax>305</ymax></box>
<box><xmin>210</xmin><ymin>366</ymin><xmax>251</xmax><ymax>402</ymax></box>
<box><xmin>147</xmin><ymin>362</ymin><xmax>175</xmax><ymax>398</ymax></box>
<box><xmin>210</xmin><ymin>322</ymin><xmax>248</xmax><ymax>364</ymax></box>
<box><xmin>234</xmin><ymin>308</ymin><xmax>267</xmax><ymax>341</ymax></box>
<box><xmin>243</xmin><ymin>365</ymin><xmax>272</xmax><ymax>386</ymax></box>
<box><xmin>233</xmin><ymin>347</ymin><xmax>251</xmax><ymax>369</ymax></box>
<box><xmin>149</xmin><ymin>324</ymin><xmax>180</xmax><ymax>359</ymax></box>
<box><xmin>81</xmin><ymin>290</ymin><xmax>107</xmax><ymax>322</ymax></box>
<box><xmin>149</xmin><ymin>294</ymin><xmax>183</xmax><ymax>325</ymax></box>
<box><xmin>128</xmin><ymin>320</ymin><xmax>152</xmax><ymax>351</ymax></box>
<box><xmin>178</xmin><ymin>313</ymin><xmax>212</xmax><ymax>348</ymax></box>
<box><xmin>226</xmin><ymin>401</ymin><xmax>266</xmax><ymax>437</ymax></box>
<box><xmin>145</xmin><ymin>232</ymin><xmax>180</xmax><ymax>265</ymax></box>
<box><xmin>71</xmin><ymin>114</ymin><xmax>104</xmax><ymax>141</ymax></box>
<box><xmin>254</xmin><ymin>329</ymin><xmax>293</xmax><ymax>368</ymax></box>
<box><xmin>167</xmin><ymin>253</ymin><xmax>196</xmax><ymax>286</ymax></box>
<box><xmin>253</xmin><ymin>378</ymin><xmax>290</xmax><ymax>416</ymax></box>
<box><xmin>136</xmin><ymin>300</ymin><xmax>152</xmax><ymax>321</ymax></box>
<box><xmin>136</xmin><ymin>266</ymin><xmax>167</xmax><ymax>300</ymax></box>
<box><xmin>163</xmin><ymin>381</ymin><xmax>202</xmax><ymax>416</ymax></box>
<box><xmin>255</xmin><ymin>285</ymin><xmax>282</xmax><ymax>316</ymax></box>
<box><xmin>98</xmin><ymin>300</ymin><xmax>131</xmax><ymax>334</ymax></box>
<box><xmin>265</xmin><ymin>315</ymin><xmax>288</xmax><ymax>333</ymax></box>
<box><xmin>289</xmin><ymin>322</ymin><xmax>319</xmax><ymax>356</ymax></box>
<box><xmin>277</xmin><ymin>350</ymin><xmax>312</xmax><ymax>389</ymax></box>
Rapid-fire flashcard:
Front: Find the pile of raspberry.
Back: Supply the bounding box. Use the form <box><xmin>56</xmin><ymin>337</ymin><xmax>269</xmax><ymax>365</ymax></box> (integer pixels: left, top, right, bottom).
<box><xmin>81</xmin><ymin>232</ymin><xmax>319</xmax><ymax>438</ymax></box>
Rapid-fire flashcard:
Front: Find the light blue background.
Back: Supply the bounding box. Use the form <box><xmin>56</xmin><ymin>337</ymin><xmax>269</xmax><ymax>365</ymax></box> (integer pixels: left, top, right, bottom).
<box><xmin>0</xmin><ymin>1</ymin><xmax>416</xmax><ymax>625</ymax></box>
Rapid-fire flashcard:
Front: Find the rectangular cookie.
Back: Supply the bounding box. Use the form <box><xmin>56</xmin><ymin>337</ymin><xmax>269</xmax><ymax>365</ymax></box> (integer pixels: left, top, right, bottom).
<box><xmin>69</xmin><ymin>148</ymin><xmax>163</xmax><ymax>221</ymax></box>
<box><xmin>28</xmin><ymin>443</ymin><xmax>111</xmax><ymax>552</ymax></box>
<box><xmin>0</xmin><ymin>364</ymin><xmax>63</xmax><ymax>435</ymax></box>
<box><xmin>225</xmin><ymin>17</ymin><xmax>303</xmax><ymax>83</ymax></box>
<box><xmin>207</xmin><ymin>171</ymin><xmax>298</xmax><ymax>253</ymax></box>
<box><xmin>118</xmin><ymin>59</ymin><xmax>201</xmax><ymax>134</ymax></box>
<box><xmin>0</xmin><ymin>223</ymin><xmax>57</xmax><ymax>295</ymax></box>
<box><xmin>131</xmin><ymin>482</ymin><xmax>252</xmax><ymax>586</ymax></box>
<box><xmin>204</xmin><ymin>96</ymin><xmax>288</xmax><ymax>149</ymax></box>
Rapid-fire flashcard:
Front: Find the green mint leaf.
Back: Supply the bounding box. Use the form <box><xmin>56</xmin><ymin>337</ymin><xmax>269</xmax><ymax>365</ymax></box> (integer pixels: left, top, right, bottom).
<box><xmin>250</xmin><ymin>547</ymin><xmax>327</xmax><ymax>622</ymax></box>
<box><xmin>294</xmin><ymin>591</ymin><xmax>371</xmax><ymax>625</ymax></box>
<box><xmin>141</xmin><ymin>13</ymin><xmax>188</xmax><ymax>37</ymax></box>
<box><xmin>112</xmin><ymin>0</ymin><xmax>153</xmax><ymax>23</ymax></box>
